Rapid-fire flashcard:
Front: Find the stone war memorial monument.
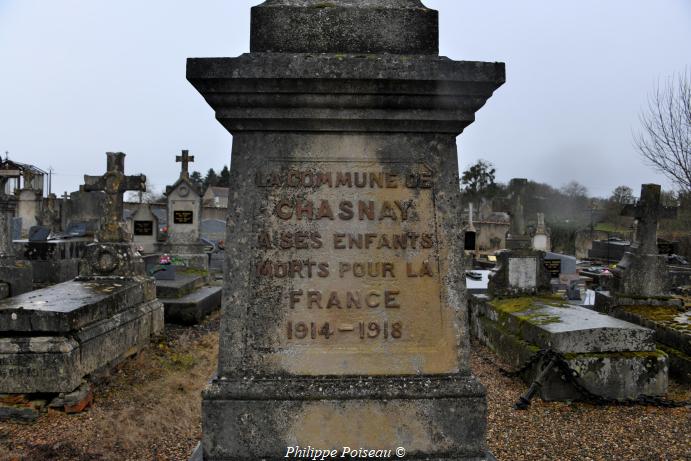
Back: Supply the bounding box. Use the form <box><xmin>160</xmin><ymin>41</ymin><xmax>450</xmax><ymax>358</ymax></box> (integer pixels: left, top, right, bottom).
<box><xmin>187</xmin><ymin>1</ymin><xmax>504</xmax><ymax>459</ymax></box>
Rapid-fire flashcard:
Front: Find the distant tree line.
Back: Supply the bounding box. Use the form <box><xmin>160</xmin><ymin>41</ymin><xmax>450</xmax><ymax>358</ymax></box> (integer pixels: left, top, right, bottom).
<box><xmin>189</xmin><ymin>165</ymin><xmax>231</xmax><ymax>193</ymax></box>
<box><xmin>459</xmin><ymin>159</ymin><xmax>690</xmax><ymax>255</ymax></box>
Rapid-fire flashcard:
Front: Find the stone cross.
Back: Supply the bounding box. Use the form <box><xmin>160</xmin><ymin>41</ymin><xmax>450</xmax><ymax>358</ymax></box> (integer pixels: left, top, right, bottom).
<box><xmin>176</xmin><ymin>149</ymin><xmax>194</xmax><ymax>178</ymax></box>
<box><xmin>621</xmin><ymin>184</ymin><xmax>677</xmax><ymax>255</ymax></box>
<box><xmin>83</xmin><ymin>152</ymin><xmax>146</xmax><ymax>243</ymax></box>
<box><xmin>61</xmin><ymin>191</ymin><xmax>70</xmax><ymax>201</ymax></box>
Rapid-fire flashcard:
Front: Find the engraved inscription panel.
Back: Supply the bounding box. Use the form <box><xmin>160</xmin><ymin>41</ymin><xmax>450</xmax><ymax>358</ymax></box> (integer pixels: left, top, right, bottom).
<box><xmin>173</xmin><ymin>210</ymin><xmax>194</xmax><ymax>224</ymax></box>
<box><xmin>250</xmin><ymin>160</ymin><xmax>458</xmax><ymax>375</ymax></box>
<box><xmin>134</xmin><ymin>220</ymin><xmax>154</xmax><ymax>236</ymax></box>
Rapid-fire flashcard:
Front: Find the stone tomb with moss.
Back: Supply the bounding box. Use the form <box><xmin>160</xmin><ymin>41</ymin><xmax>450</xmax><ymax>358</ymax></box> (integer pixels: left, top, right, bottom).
<box><xmin>593</xmin><ymin>300</ymin><xmax>690</xmax><ymax>384</ymax></box>
<box><xmin>469</xmin><ymin>295</ymin><xmax>668</xmax><ymax>401</ymax></box>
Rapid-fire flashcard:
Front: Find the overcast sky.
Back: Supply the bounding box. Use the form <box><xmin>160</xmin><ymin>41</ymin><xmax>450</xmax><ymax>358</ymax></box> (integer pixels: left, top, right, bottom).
<box><xmin>0</xmin><ymin>1</ymin><xmax>689</xmax><ymax>198</ymax></box>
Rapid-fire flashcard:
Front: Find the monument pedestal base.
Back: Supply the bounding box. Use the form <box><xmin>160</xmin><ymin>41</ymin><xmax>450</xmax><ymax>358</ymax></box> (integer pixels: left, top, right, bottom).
<box><xmin>199</xmin><ymin>374</ymin><xmax>492</xmax><ymax>461</ymax></box>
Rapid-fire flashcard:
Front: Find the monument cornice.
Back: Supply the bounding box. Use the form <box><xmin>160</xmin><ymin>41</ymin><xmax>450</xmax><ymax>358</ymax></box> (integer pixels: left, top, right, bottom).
<box><xmin>187</xmin><ymin>53</ymin><xmax>505</xmax><ymax>133</ymax></box>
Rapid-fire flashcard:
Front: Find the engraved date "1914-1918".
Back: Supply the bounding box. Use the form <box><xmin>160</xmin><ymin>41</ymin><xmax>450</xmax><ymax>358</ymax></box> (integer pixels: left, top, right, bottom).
<box><xmin>287</xmin><ymin>321</ymin><xmax>402</xmax><ymax>340</ymax></box>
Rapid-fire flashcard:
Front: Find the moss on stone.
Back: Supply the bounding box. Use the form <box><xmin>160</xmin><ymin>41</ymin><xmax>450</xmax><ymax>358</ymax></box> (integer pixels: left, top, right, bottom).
<box><xmin>179</xmin><ymin>268</ymin><xmax>209</xmax><ymax>277</ymax></box>
<box><xmin>623</xmin><ymin>305</ymin><xmax>690</xmax><ymax>332</ymax></box>
<box><xmin>490</xmin><ymin>295</ymin><xmax>567</xmax><ymax>314</ymax></box>
<box><xmin>561</xmin><ymin>350</ymin><xmax>667</xmax><ymax>361</ymax></box>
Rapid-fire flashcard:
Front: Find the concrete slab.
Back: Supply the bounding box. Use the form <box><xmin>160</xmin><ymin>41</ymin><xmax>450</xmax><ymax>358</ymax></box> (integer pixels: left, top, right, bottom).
<box><xmin>161</xmin><ymin>286</ymin><xmax>222</xmax><ymax>325</ymax></box>
<box><xmin>0</xmin><ymin>277</ymin><xmax>156</xmax><ymax>333</ymax></box>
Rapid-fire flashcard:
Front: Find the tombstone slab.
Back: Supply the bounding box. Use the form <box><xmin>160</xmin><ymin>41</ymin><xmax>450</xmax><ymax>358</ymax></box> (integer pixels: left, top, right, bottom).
<box><xmin>188</xmin><ymin>1</ymin><xmax>504</xmax><ymax>459</ymax></box>
<box><xmin>469</xmin><ymin>295</ymin><xmax>668</xmax><ymax>401</ymax></box>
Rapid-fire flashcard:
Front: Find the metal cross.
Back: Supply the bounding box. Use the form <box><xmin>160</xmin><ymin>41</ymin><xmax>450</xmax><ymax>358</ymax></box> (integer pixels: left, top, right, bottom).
<box><xmin>176</xmin><ymin>149</ymin><xmax>195</xmax><ymax>177</ymax></box>
<box><xmin>83</xmin><ymin>152</ymin><xmax>146</xmax><ymax>242</ymax></box>
<box><xmin>621</xmin><ymin>184</ymin><xmax>677</xmax><ymax>254</ymax></box>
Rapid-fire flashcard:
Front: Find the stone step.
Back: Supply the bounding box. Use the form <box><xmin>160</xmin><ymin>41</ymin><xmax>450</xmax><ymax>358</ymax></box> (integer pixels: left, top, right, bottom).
<box><xmin>160</xmin><ymin>286</ymin><xmax>222</xmax><ymax>325</ymax></box>
<box><xmin>473</xmin><ymin>295</ymin><xmax>655</xmax><ymax>354</ymax></box>
<box><xmin>155</xmin><ymin>273</ymin><xmax>206</xmax><ymax>299</ymax></box>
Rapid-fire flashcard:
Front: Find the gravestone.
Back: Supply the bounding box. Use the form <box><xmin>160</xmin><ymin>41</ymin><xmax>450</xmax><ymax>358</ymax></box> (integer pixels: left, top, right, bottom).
<box><xmin>11</xmin><ymin>217</ymin><xmax>21</xmax><ymax>241</ymax></box>
<box><xmin>544</xmin><ymin>251</ymin><xmax>577</xmax><ymax>276</ymax></box>
<box><xmin>488</xmin><ymin>248</ymin><xmax>551</xmax><ymax>297</ymax></box>
<box><xmin>64</xmin><ymin>190</ymin><xmax>105</xmax><ymax>236</ymax></box>
<box><xmin>36</xmin><ymin>193</ymin><xmax>62</xmax><ymax>233</ymax></box>
<box><xmin>0</xmin><ymin>176</ymin><xmax>32</xmax><ymax>297</ymax></box>
<box><xmin>613</xmin><ymin>184</ymin><xmax>677</xmax><ymax>297</ymax></box>
<box><xmin>16</xmin><ymin>170</ymin><xmax>42</xmax><ymax>238</ymax></box>
<box><xmin>131</xmin><ymin>204</ymin><xmax>159</xmax><ymax>253</ymax></box>
<box><xmin>160</xmin><ymin>150</ymin><xmax>206</xmax><ymax>268</ymax></box>
<box><xmin>505</xmin><ymin>178</ymin><xmax>531</xmax><ymax>250</ymax></box>
<box><xmin>187</xmin><ymin>1</ymin><xmax>504</xmax><ymax>459</ymax></box>
<box><xmin>201</xmin><ymin>219</ymin><xmax>226</xmax><ymax>242</ymax></box>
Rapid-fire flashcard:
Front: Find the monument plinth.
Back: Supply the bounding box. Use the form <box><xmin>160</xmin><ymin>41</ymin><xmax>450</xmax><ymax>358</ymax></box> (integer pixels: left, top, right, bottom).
<box><xmin>188</xmin><ymin>1</ymin><xmax>504</xmax><ymax>459</ymax></box>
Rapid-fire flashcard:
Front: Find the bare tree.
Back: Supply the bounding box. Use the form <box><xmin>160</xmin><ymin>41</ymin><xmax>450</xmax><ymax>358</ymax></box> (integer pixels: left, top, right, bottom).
<box><xmin>634</xmin><ymin>70</ymin><xmax>691</xmax><ymax>193</ymax></box>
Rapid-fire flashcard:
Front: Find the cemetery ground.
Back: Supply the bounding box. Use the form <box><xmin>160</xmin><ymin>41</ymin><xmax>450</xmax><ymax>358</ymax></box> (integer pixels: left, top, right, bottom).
<box><xmin>0</xmin><ymin>315</ymin><xmax>687</xmax><ymax>461</ymax></box>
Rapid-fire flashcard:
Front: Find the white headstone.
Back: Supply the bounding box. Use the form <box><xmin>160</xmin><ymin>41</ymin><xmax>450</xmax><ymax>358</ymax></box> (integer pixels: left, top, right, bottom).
<box><xmin>508</xmin><ymin>256</ymin><xmax>537</xmax><ymax>289</ymax></box>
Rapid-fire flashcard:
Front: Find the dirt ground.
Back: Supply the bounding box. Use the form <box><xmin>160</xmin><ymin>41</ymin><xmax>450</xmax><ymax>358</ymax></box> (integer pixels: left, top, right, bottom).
<box><xmin>1</xmin><ymin>313</ymin><xmax>689</xmax><ymax>461</ymax></box>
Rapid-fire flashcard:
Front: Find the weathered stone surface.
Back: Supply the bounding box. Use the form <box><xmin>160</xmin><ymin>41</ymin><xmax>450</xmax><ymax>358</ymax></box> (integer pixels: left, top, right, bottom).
<box><xmin>469</xmin><ymin>295</ymin><xmax>668</xmax><ymax>400</ymax></box>
<box><xmin>188</xmin><ymin>0</ymin><xmax>504</xmax><ymax>458</ymax></box>
<box><xmin>187</xmin><ymin>54</ymin><xmax>505</xmax><ymax>134</ymax></box>
<box><xmin>0</xmin><ymin>263</ymin><xmax>32</xmax><ymax>297</ymax></box>
<box><xmin>250</xmin><ymin>0</ymin><xmax>439</xmax><ymax>55</ymax></box>
<box><xmin>202</xmin><ymin>375</ymin><xmax>489</xmax><ymax>460</ymax></box>
<box><xmin>82</xmin><ymin>152</ymin><xmax>146</xmax><ymax>243</ymax></box>
<box><xmin>0</xmin><ymin>299</ymin><xmax>163</xmax><ymax>393</ymax></box>
<box><xmin>487</xmin><ymin>248</ymin><xmax>551</xmax><ymax>297</ymax></box>
<box><xmin>614</xmin><ymin>184</ymin><xmax>677</xmax><ymax>297</ymax></box>
<box><xmin>473</xmin><ymin>297</ymin><xmax>655</xmax><ymax>354</ymax></box>
<box><xmin>78</xmin><ymin>243</ymin><xmax>146</xmax><ymax>278</ymax></box>
<box><xmin>28</xmin><ymin>259</ymin><xmax>80</xmax><ymax>285</ymax></box>
<box><xmin>0</xmin><ymin>277</ymin><xmax>155</xmax><ymax>333</ymax></box>
<box><xmin>161</xmin><ymin>286</ymin><xmax>221</xmax><ymax>325</ymax></box>
<box><xmin>155</xmin><ymin>273</ymin><xmax>206</xmax><ymax>299</ymax></box>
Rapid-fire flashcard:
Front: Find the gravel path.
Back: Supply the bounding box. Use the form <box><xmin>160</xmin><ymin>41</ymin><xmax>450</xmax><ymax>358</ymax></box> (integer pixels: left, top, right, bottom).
<box><xmin>1</xmin><ymin>317</ymin><xmax>688</xmax><ymax>461</ymax></box>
